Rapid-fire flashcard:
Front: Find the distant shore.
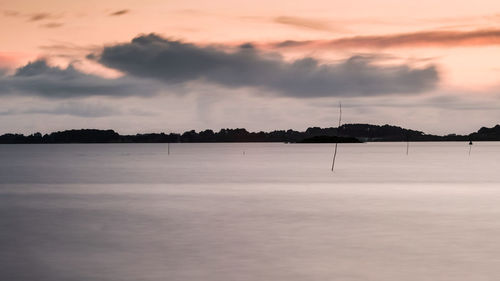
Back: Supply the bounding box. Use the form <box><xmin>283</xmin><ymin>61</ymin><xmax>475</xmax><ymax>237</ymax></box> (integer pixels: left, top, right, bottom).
<box><xmin>2</xmin><ymin>123</ymin><xmax>500</xmax><ymax>144</ymax></box>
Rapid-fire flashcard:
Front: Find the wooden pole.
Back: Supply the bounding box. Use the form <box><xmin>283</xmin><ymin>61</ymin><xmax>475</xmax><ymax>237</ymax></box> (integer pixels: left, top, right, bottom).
<box><xmin>331</xmin><ymin>102</ymin><xmax>342</xmax><ymax>171</ymax></box>
<box><xmin>406</xmin><ymin>135</ymin><xmax>409</xmax><ymax>155</ymax></box>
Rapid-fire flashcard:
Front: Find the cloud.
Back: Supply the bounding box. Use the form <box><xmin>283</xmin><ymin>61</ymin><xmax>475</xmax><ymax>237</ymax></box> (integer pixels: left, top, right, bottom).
<box><xmin>109</xmin><ymin>10</ymin><xmax>129</xmax><ymax>16</ymax></box>
<box><xmin>28</xmin><ymin>102</ymin><xmax>120</xmax><ymax>117</ymax></box>
<box><xmin>3</xmin><ymin>10</ymin><xmax>20</xmax><ymax>17</ymax></box>
<box><xmin>273</xmin><ymin>16</ymin><xmax>338</xmax><ymax>32</ymax></box>
<box><xmin>0</xmin><ymin>100</ymin><xmax>159</xmax><ymax>118</ymax></box>
<box><xmin>40</xmin><ymin>22</ymin><xmax>64</xmax><ymax>28</ymax></box>
<box><xmin>38</xmin><ymin>43</ymin><xmax>103</xmax><ymax>63</ymax></box>
<box><xmin>39</xmin><ymin>42</ymin><xmax>100</xmax><ymax>55</ymax></box>
<box><xmin>311</xmin><ymin>89</ymin><xmax>500</xmax><ymax>115</ymax></box>
<box><xmin>272</xmin><ymin>28</ymin><xmax>500</xmax><ymax>49</ymax></box>
<box><xmin>0</xmin><ymin>35</ymin><xmax>439</xmax><ymax>100</ymax></box>
<box><xmin>0</xmin><ymin>101</ymin><xmax>120</xmax><ymax>117</ymax></box>
<box><xmin>28</xmin><ymin>13</ymin><xmax>59</xmax><ymax>22</ymax></box>
<box><xmin>0</xmin><ymin>60</ymin><xmax>159</xmax><ymax>98</ymax></box>
<box><xmin>2</xmin><ymin>10</ymin><xmax>63</xmax><ymax>23</ymax></box>
<box><xmin>93</xmin><ymin>34</ymin><xmax>438</xmax><ymax>98</ymax></box>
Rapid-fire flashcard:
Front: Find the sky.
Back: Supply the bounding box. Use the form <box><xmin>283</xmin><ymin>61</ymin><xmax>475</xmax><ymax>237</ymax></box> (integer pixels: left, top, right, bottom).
<box><xmin>0</xmin><ymin>0</ymin><xmax>500</xmax><ymax>135</ymax></box>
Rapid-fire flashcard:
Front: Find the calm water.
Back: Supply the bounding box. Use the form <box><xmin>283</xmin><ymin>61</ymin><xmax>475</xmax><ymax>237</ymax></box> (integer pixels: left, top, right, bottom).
<box><xmin>1</xmin><ymin>142</ymin><xmax>500</xmax><ymax>281</ymax></box>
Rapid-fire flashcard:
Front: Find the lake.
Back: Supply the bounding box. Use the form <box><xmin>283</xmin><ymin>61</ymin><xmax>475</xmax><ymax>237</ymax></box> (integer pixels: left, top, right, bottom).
<box><xmin>1</xmin><ymin>142</ymin><xmax>500</xmax><ymax>281</ymax></box>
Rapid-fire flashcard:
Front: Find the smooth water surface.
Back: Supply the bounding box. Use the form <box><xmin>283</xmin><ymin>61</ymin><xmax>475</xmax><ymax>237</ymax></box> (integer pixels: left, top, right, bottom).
<box><xmin>1</xmin><ymin>142</ymin><xmax>500</xmax><ymax>281</ymax></box>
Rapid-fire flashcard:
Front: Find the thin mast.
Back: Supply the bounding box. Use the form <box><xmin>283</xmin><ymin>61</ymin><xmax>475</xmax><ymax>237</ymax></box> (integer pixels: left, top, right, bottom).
<box><xmin>406</xmin><ymin>134</ymin><xmax>409</xmax><ymax>155</ymax></box>
<box><xmin>331</xmin><ymin>102</ymin><xmax>342</xmax><ymax>171</ymax></box>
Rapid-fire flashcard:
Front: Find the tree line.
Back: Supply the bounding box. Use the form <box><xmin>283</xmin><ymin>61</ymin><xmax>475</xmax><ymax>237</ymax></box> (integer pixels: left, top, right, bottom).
<box><xmin>1</xmin><ymin>124</ymin><xmax>499</xmax><ymax>144</ymax></box>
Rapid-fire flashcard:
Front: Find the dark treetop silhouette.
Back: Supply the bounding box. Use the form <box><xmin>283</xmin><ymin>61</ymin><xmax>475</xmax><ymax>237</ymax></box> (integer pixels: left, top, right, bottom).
<box><xmin>1</xmin><ymin>124</ymin><xmax>500</xmax><ymax>144</ymax></box>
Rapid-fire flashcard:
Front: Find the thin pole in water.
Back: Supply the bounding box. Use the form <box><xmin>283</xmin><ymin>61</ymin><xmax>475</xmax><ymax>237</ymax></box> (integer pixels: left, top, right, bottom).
<box><xmin>331</xmin><ymin>102</ymin><xmax>342</xmax><ymax>171</ymax></box>
<box><xmin>168</xmin><ymin>142</ymin><xmax>170</xmax><ymax>155</ymax></box>
<box><xmin>468</xmin><ymin>140</ymin><xmax>473</xmax><ymax>156</ymax></box>
<box><xmin>406</xmin><ymin>135</ymin><xmax>410</xmax><ymax>155</ymax></box>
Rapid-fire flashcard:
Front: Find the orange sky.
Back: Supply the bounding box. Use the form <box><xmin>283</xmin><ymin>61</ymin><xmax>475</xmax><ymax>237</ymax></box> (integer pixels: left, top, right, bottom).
<box><xmin>1</xmin><ymin>0</ymin><xmax>500</xmax><ymax>134</ymax></box>
<box><xmin>1</xmin><ymin>0</ymin><xmax>500</xmax><ymax>88</ymax></box>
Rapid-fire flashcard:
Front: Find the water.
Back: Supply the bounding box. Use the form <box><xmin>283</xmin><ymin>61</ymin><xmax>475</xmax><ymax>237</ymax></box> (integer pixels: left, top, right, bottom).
<box><xmin>1</xmin><ymin>142</ymin><xmax>500</xmax><ymax>281</ymax></box>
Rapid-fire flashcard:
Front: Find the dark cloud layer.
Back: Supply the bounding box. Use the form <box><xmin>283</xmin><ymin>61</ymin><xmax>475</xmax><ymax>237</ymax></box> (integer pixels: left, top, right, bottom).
<box><xmin>95</xmin><ymin>34</ymin><xmax>438</xmax><ymax>97</ymax></box>
<box><xmin>0</xmin><ymin>34</ymin><xmax>439</xmax><ymax>99</ymax></box>
<box><xmin>273</xmin><ymin>28</ymin><xmax>500</xmax><ymax>49</ymax></box>
<box><xmin>0</xmin><ymin>60</ymin><xmax>157</xmax><ymax>98</ymax></box>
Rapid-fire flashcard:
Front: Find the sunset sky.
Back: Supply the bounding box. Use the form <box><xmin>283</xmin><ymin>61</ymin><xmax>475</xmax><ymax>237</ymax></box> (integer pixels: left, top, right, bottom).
<box><xmin>1</xmin><ymin>0</ymin><xmax>500</xmax><ymax>135</ymax></box>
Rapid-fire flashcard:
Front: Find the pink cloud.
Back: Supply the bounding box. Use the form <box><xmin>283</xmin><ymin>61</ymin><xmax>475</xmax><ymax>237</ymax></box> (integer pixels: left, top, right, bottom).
<box><xmin>271</xmin><ymin>28</ymin><xmax>500</xmax><ymax>49</ymax></box>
